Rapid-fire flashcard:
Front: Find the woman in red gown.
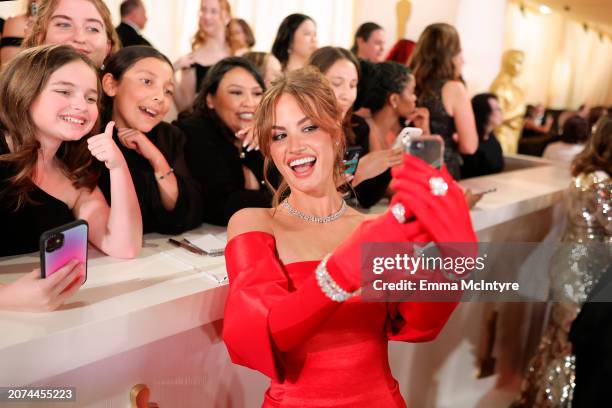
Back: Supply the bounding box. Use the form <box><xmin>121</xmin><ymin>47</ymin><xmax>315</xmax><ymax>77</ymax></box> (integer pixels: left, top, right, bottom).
<box><xmin>223</xmin><ymin>67</ymin><xmax>477</xmax><ymax>407</ymax></box>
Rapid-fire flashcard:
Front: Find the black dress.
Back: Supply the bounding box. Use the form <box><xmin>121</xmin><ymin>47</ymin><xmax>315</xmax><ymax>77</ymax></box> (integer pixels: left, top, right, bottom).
<box><xmin>192</xmin><ymin>63</ymin><xmax>211</xmax><ymax>94</ymax></box>
<box><xmin>417</xmin><ymin>80</ymin><xmax>462</xmax><ymax>179</ymax></box>
<box><xmin>175</xmin><ymin>113</ymin><xmax>274</xmax><ymax>226</ymax></box>
<box><xmin>460</xmin><ymin>133</ymin><xmax>504</xmax><ymax>179</ymax></box>
<box><xmin>97</xmin><ymin>122</ymin><xmax>202</xmax><ymax>235</ymax></box>
<box><xmin>0</xmin><ymin>138</ymin><xmax>74</xmax><ymax>257</ymax></box>
<box><xmin>348</xmin><ymin>114</ymin><xmax>391</xmax><ymax>208</ymax></box>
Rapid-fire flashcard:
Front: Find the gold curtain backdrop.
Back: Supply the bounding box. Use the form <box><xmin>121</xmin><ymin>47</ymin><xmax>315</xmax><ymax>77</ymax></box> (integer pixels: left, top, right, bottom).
<box><xmin>504</xmin><ymin>1</ymin><xmax>612</xmax><ymax>108</ymax></box>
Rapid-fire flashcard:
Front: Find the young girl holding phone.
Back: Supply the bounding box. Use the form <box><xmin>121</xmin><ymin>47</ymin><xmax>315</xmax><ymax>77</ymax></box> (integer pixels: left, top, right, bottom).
<box><xmin>0</xmin><ymin>45</ymin><xmax>142</xmax><ymax>312</ymax></box>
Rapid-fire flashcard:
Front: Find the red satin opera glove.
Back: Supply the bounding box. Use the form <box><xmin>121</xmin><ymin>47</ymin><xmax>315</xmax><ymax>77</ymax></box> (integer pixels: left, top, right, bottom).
<box><xmin>326</xmin><ymin>154</ymin><xmax>477</xmax><ymax>293</ymax></box>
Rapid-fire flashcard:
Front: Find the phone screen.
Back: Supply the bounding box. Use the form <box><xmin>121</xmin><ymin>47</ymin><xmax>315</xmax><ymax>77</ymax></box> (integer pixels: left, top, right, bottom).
<box><xmin>343</xmin><ymin>146</ymin><xmax>363</xmax><ymax>175</ymax></box>
<box><xmin>40</xmin><ymin>220</ymin><xmax>88</xmax><ymax>280</ymax></box>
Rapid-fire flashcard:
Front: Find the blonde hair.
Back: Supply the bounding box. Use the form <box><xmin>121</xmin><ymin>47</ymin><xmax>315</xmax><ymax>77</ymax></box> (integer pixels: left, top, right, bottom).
<box><xmin>254</xmin><ymin>67</ymin><xmax>346</xmax><ymax>206</ymax></box>
<box><xmin>191</xmin><ymin>0</ymin><xmax>232</xmax><ymax>50</ymax></box>
<box><xmin>23</xmin><ymin>0</ymin><xmax>120</xmax><ymax>62</ymax></box>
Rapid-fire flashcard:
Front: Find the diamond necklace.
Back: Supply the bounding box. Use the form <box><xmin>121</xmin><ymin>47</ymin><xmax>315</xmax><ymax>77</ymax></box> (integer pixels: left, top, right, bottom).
<box><xmin>281</xmin><ymin>199</ymin><xmax>347</xmax><ymax>224</ymax></box>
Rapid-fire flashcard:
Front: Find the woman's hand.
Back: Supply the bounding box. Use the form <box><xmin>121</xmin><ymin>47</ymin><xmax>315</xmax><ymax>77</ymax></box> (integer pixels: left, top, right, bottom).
<box><xmin>88</xmin><ymin>122</ymin><xmax>126</xmax><ymax>170</ymax></box>
<box><xmin>235</xmin><ymin>127</ymin><xmax>259</xmax><ymax>152</ymax></box>
<box><xmin>352</xmin><ymin>148</ymin><xmax>403</xmax><ymax>187</ymax></box>
<box><xmin>0</xmin><ymin>260</ymin><xmax>84</xmax><ymax>312</ymax></box>
<box><xmin>173</xmin><ymin>53</ymin><xmax>195</xmax><ymax>71</ymax></box>
<box><xmin>391</xmin><ymin>155</ymin><xmax>476</xmax><ymax>244</ymax></box>
<box><xmin>407</xmin><ymin>107</ymin><xmax>431</xmax><ymax>134</ymax></box>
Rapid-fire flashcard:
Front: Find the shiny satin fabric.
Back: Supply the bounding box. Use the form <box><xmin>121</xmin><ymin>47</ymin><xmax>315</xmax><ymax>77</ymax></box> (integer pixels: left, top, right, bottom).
<box><xmin>223</xmin><ymin>232</ymin><xmax>460</xmax><ymax>407</ymax></box>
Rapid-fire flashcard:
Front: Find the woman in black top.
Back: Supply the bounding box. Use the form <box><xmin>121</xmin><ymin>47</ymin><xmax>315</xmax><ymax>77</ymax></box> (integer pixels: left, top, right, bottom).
<box><xmin>271</xmin><ymin>13</ymin><xmax>317</xmax><ymax>73</ymax></box>
<box><xmin>173</xmin><ymin>0</ymin><xmax>232</xmax><ymax>112</ymax></box>
<box><xmin>461</xmin><ymin>93</ymin><xmax>504</xmax><ymax>178</ymax></box>
<box><xmin>354</xmin><ymin>60</ymin><xmax>430</xmax><ymax>204</ymax></box>
<box><xmin>409</xmin><ymin>23</ymin><xmax>478</xmax><ymax>179</ymax></box>
<box><xmin>176</xmin><ymin>57</ymin><xmax>274</xmax><ymax>226</ymax></box>
<box><xmin>98</xmin><ymin>46</ymin><xmax>202</xmax><ymax>234</ymax></box>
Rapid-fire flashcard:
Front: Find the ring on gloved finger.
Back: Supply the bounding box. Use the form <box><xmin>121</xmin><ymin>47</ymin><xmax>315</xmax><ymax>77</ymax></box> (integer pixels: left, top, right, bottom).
<box><xmin>391</xmin><ymin>203</ymin><xmax>406</xmax><ymax>223</ymax></box>
<box><xmin>429</xmin><ymin>177</ymin><xmax>448</xmax><ymax>196</ymax></box>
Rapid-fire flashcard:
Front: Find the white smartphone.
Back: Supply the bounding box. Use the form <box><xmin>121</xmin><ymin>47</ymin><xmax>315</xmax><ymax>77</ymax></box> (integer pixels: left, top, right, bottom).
<box><xmin>393</xmin><ymin>127</ymin><xmax>423</xmax><ymax>149</ymax></box>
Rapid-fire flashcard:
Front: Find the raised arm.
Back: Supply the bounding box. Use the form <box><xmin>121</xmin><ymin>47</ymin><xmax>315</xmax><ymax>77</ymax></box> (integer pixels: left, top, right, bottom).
<box><xmin>78</xmin><ymin>122</ymin><xmax>142</xmax><ymax>258</ymax></box>
<box><xmin>223</xmin><ymin>156</ymin><xmax>477</xmax><ymax>380</ymax></box>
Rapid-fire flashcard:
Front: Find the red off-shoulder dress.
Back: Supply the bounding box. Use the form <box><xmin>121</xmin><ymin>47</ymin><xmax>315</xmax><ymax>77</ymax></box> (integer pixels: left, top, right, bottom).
<box><xmin>223</xmin><ymin>157</ymin><xmax>477</xmax><ymax>407</ymax></box>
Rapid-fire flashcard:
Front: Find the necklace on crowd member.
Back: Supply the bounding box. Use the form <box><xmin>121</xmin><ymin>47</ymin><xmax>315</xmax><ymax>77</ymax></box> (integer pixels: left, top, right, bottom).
<box><xmin>281</xmin><ymin>199</ymin><xmax>347</xmax><ymax>224</ymax></box>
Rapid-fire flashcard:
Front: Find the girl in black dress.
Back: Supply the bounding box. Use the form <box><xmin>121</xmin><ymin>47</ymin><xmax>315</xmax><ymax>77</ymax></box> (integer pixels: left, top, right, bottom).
<box><xmin>99</xmin><ymin>46</ymin><xmax>203</xmax><ymax>234</ymax></box>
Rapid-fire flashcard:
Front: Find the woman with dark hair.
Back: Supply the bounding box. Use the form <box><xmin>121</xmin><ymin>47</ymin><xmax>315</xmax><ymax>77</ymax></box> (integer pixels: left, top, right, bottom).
<box><xmin>351</xmin><ymin>21</ymin><xmax>386</xmax><ymax>62</ymax></box>
<box><xmin>0</xmin><ymin>45</ymin><xmax>142</xmax><ymax>311</ymax></box>
<box><xmin>98</xmin><ymin>46</ymin><xmax>202</xmax><ymax>234</ymax></box>
<box><xmin>409</xmin><ymin>23</ymin><xmax>478</xmax><ymax>179</ymax></box>
<box><xmin>543</xmin><ymin>115</ymin><xmax>589</xmax><ymax>165</ymax></box>
<box><xmin>222</xmin><ymin>67</ymin><xmax>477</xmax><ymax>407</ymax></box>
<box><xmin>309</xmin><ymin>47</ymin><xmax>404</xmax><ymax>208</ymax></box>
<box><xmin>173</xmin><ymin>0</ymin><xmax>232</xmax><ymax>112</ymax></box>
<box><xmin>460</xmin><ymin>93</ymin><xmax>504</xmax><ymax>178</ymax></box>
<box><xmin>176</xmin><ymin>57</ymin><xmax>274</xmax><ymax>226</ymax></box>
<box><xmin>228</xmin><ymin>18</ymin><xmax>255</xmax><ymax>56</ymax></box>
<box><xmin>354</xmin><ymin>60</ymin><xmax>429</xmax><ymax>200</ymax></box>
<box><xmin>515</xmin><ymin>116</ymin><xmax>611</xmax><ymax>408</ymax></box>
<box><xmin>271</xmin><ymin>13</ymin><xmax>317</xmax><ymax>72</ymax></box>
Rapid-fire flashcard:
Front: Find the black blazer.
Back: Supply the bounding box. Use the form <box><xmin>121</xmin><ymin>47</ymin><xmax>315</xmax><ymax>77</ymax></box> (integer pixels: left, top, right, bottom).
<box><xmin>116</xmin><ymin>22</ymin><xmax>151</xmax><ymax>47</ymax></box>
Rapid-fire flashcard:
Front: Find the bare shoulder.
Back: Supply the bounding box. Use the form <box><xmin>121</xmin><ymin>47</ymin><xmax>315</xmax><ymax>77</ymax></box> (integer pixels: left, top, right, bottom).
<box><xmin>227</xmin><ymin>208</ymin><xmax>274</xmax><ymax>240</ymax></box>
<box><xmin>442</xmin><ymin>80</ymin><xmax>468</xmax><ymax>96</ymax></box>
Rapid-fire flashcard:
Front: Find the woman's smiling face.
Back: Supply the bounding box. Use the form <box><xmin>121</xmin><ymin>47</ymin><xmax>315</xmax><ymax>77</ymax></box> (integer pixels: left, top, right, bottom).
<box><xmin>269</xmin><ymin>93</ymin><xmax>337</xmax><ymax>194</ymax></box>
<box><xmin>206</xmin><ymin>67</ymin><xmax>264</xmax><ymax>132</ymax></box>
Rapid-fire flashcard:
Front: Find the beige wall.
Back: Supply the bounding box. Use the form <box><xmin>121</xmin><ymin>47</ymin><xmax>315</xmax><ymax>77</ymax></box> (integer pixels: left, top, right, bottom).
<box><xmin>353</xmin><ymin>0</ymin><xmax>507</xmax><ymax>97</ymax></box>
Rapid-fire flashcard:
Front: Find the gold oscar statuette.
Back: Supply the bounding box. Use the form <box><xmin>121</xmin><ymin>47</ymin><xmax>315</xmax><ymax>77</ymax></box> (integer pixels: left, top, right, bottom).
<box><xmin>490</xmin><ymin>50</ymin><xmax>526</xmax><ymax>154</ymax></box>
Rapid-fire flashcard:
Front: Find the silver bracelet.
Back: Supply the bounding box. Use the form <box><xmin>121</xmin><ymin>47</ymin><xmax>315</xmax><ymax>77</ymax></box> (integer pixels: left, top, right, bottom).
<box><xmin>315</xmin><ymin>254</ymin><xmax>354</xmax><ymax>302</ymax></box>
<box><xmin>158</xmin><ymin>168</ymin><xmax>174</xmax><ymax>180</ymax></box>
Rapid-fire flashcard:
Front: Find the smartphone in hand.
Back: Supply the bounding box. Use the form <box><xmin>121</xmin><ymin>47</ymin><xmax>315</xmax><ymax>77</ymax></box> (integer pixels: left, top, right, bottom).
<box><xmin>40</xmin><ymin>220</ymin><xmax>88</xmax><ymax>280</ymax></box>
<box><xmin>403</xmin><ymin>134</ymin><xmax>445</xmax><ymax>169</ymax></box>
<box><xmin>393</xmin><ymin>127</ymin><xmax>423</xmax><ymax>149</ymax></box>
<box><xmin>343</xmin><ymin>146</ymin><xmax>363</xmax><ymax>175</ymax></box>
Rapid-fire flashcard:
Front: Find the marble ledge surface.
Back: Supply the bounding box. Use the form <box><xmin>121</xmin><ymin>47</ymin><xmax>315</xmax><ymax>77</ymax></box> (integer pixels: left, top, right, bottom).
<box><xmin>0</xmin><ymin>159</ymin><xmax>571</xmax><ymax>385</ymax></box>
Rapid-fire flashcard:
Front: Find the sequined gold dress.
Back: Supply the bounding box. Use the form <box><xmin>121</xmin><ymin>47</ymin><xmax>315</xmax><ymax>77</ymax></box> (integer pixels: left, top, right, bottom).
<box><xmin>515</xmin><ymin>171</ymin><xmax>612</xmax><ymax>407</ymax></box>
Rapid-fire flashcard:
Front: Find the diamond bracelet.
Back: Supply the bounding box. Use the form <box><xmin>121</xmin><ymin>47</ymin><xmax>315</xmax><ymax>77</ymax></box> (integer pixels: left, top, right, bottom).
<box><xmin>315</xmin><ymin>254</ymin><xmax>354</xmax><ymax>302</ymax></box>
